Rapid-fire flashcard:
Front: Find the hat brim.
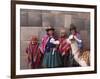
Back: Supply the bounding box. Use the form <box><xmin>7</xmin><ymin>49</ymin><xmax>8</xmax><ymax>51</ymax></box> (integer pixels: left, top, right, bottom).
<box><xmin>46</xmin><ymin>28</ymin><xmax>55</xmax><ymax>32</ymax></box>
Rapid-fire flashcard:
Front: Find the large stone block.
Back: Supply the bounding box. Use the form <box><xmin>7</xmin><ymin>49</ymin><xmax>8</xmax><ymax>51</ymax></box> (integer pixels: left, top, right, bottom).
<box><xmin>20</xmin><ymin>9</ymin><xmax>28</xmax><ymax>26</ymax></box>
<box><xmin>64</xmin><ymin>14</ymin><xmax>72</xmax><ymax>28</ymax></box>
<box><xmin>28</xmin><ymin>11</ymin><xmax>42</xmax><ymax>26</ymax></box>
<box><xmin>20</xmin><ymin>41</ymin><xmax>29</xmax><ymax>56</ymax></box>
<box><xmin>20</xmin><ymin>27</ymin><xmax>41</xmax><ymax>41</ymax></box>
<box><xmin>54</xmin><ymin>14</ymin><xmax>65</xmax><ymax>27</ymax></box>
<box><xmin>20</xmin><ymin>9</ymin><xmax>42</xmax><ymax>26</ymax></box>
<box><xmin>71</xmin><ymin>17</ymin><xmax>85</xmax><ymax>31</ymax></box>
<box><xmin>80</xmin><ymin>30</ymin><xmax>90</xmax><ymax>49</ymax></box>
<box><xmin>42</xmin><ymin>13</ymin><xmax>55</xmax><ymax>27</ymax></box>
<box><xmin>20</xmin><ymin>55</ymin><xmax>30</xmax><ymax>69</ymax></box>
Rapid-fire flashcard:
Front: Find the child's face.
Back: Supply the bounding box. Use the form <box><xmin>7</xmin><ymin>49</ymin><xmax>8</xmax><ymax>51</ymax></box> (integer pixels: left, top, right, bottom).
<box><xmin>48</xmin><ymin>30</ymin><xmax>54</xmax><ymax>36</ymax></box>
<box><xmin>31</xmin><ymin>40</ymin><xmax>37</xmax><ymax>44</ymax></box>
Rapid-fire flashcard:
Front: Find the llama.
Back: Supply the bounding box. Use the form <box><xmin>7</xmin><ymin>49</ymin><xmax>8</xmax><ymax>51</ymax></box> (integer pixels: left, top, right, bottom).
<box><xmin>68</xmin><ymin>38</ymin><xmax>90</xmax><ymax>67</ymax></box>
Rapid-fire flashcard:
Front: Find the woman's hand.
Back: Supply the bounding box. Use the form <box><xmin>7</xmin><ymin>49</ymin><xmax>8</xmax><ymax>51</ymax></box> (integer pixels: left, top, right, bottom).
<box><xmin>68</xmin><ymin>35</ymin><xmax>74</xmax><ymax>40</ymax></box>
<box><xmin>74</xmin><ymin>35</ymin><xmax>82</xmax><ymax>43</ymax></box>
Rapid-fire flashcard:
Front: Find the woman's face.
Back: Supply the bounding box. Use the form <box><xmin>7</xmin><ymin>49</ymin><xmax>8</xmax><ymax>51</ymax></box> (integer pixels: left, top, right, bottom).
<box><xmin>71</xmin><ymin>30</ymin><xmax>76</xmax><ymax>35</ymax></box>
<box><xmin>60</xmin><ymin>32</ymin><xmax>66</xmax><ymax>37</ymax></box>
<box><xmin>47</xmin><ymin>30</ymin><xmax>54</xmax><ymax>36</ymax></box>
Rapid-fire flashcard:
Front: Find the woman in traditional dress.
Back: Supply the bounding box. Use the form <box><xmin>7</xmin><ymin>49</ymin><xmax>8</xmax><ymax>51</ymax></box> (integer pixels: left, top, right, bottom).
<box><xmin>69</xmin><ymin>24</ymin><xmax>83</xmax><ymax>50</ymax></box>
<box><xmin>68</xmin><ymin>24</ymin><xmax>83</xmax><ymax>67</ymax></box>
<box><xmin>26</xmin><ymin>36</ymin><xmax>42</xmax><ymax>69</ymax></box>
<box><xmin>58</xmin><ymin>29</ymin><xmax>71</xmax><ymax>67</ymax></box>
<box><xmin>42</xmin><ymin>27</ymin><xmax>63</xmax><ymax>68</ymax></box>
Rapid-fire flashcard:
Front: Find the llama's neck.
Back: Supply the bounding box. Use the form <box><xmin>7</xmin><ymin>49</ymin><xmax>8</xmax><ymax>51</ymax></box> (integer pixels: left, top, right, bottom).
<box><xmin>71</xmin><ymin>41</ymin><xmax>79</xmax><ymax>55</ymax></box>
<box><xmin>70</xmin><ymin>40</ymin><xmax>88</xmax><ymax>67</ymax></box>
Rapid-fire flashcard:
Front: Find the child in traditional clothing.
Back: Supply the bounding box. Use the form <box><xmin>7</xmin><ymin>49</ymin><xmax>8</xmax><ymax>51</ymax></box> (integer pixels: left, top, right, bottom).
<box><xmin>68</xmin><ymin>24</ymin><xmax>83</xmax><ymax>67</ymax></box>
<box><xmin>26</xmin><ymin>36</ymin><xmax>42</xmax><ymax>69</ymax></box>
<box><xmin>41</xmin><ymin>27</ymin><xmax>63</xmax><ymax>68</ymax></box>
<box><xmin>58</xmin><ymin>29</ymin><xmax>71</xmax><ymax>67</ymax></box>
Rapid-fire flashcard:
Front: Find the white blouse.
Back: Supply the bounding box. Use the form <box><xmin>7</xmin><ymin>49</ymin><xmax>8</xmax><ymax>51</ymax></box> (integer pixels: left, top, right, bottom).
<box><xmin>50</xmin><ymin>38</ymin><xmax>59</xmax><ymax>45</ymax></box>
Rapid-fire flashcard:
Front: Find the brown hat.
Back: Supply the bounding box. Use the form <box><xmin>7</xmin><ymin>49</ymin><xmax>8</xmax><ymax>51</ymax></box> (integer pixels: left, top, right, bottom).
<box><xmin>46</xmin><ymin>26</ymin><xmax>55</xmax><ymax>32</ymax></box>
<box><xmin>70</xmin><ymin>24</ymin><xmax>76</xmax><ymax>31</ymax></box>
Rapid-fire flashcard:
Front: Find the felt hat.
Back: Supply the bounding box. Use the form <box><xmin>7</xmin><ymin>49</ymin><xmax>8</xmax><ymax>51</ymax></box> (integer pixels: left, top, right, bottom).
<box><xmin>46</xmin><ymin>26</ymin><xmax>55</xmax><ymax>32</ymax></box>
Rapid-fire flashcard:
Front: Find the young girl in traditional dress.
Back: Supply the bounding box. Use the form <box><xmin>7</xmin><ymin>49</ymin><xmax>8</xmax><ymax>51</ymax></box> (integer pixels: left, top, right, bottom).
<box><xmin>58</xmin><ymin>29</ymin><xmax>71</xmax><ymax>67</ymax></box>
<box><xmin>26</xmin><ymin>36</ymin><xmax>42</xmax><ymax>69</ymax></box>
<box><xmin>41</xmin><ymin>27</ymin><xmax>63</xmax><ymax>68</ymax></box>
